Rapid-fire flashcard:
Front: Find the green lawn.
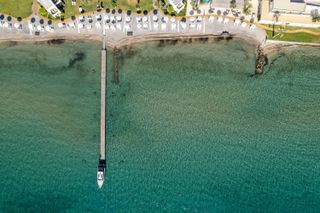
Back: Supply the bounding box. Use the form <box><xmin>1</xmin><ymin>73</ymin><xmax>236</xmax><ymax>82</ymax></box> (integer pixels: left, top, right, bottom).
<box><xmin>266</xmin><ymin>30</ymin><xmax>320</xmax><ymax>43</ymax></box>
<box><xmin>63</xmin><ymin>0</ymin><xmax>154</xmax><ymax>19</ymax></box>
<box><xmin>0</xmin><ymin>0</ymin><xmax>33</xmax><ymax>18</ymax></box>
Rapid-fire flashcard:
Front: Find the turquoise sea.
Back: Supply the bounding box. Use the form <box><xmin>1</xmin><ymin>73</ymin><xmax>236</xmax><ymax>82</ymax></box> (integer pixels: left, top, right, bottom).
<box><xmin>0</xmin><ymin>39</ymin><xmax>319</xmax><ymax>212</ymax></box>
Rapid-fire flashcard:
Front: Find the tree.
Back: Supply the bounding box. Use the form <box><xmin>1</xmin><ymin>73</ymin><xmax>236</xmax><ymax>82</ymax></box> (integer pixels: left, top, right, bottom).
<box><xmin>243</xmin><ymin>0</ymin><xmax>252</xmax><ymax>15</ymax></box>
<box><xmin>311</xmin><ymin>9</ymin><xmax>320</xmax><ymax>22</ymax></box>
<box><xmin>39</xmin><ymin>7</ymin><xmax>48</xmax><ymax>17</ymax></box>
<box><xmin>230</xmin><ymin>0</ymin><xmax>236</xmax><ymax>9</ymax></box>
<box><xmin>273</xmin><ymin>10</ymin><xmax>280</xmax><ymax>22</ymax></box>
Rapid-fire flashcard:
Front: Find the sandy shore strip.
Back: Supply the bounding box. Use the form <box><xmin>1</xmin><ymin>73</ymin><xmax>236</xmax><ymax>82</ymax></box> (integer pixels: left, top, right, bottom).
<box><xmin>0</xmin><ymin>31</ymin><xmax>262</xmax><ymax>49</ymax></box>
<box><xmin>262</xmin><ymin>40</ymin><xmax>320</xmax><ymax>56</ymax></box>
<box><xmin>0</xmin><ymin>31</ymin><xmax>319</xmax><ymax>56</ymax></box>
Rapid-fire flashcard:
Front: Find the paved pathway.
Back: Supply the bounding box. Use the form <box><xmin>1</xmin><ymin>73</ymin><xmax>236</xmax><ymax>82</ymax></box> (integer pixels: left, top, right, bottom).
<box><xmin>32</xmin><ymin>0</ymin><xmax>39</xmax><ymax>16</ymax></box>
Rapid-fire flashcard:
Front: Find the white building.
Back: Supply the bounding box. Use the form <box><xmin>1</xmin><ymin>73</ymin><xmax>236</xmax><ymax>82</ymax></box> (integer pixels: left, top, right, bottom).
<box><xmin>271</xmin><ymin>0</ymin><xmax>320</xmax><ymax>15</ymax></box>
<box><xmin>168</xmin><ymin>0</ymin><xmax>185</xmax><ymax>13</ymax></box>
<box><xmin>37</xmin><ymin>0</ymin><xmax>62</xmax><ymax>18</ymax></box>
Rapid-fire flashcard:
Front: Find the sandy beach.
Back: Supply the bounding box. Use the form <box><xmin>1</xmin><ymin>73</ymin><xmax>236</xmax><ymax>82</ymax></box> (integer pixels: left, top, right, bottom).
<box><xmin>0</xmin><ymin>31</ymin><xmax>261</xmax><ymax>49</ymax></box>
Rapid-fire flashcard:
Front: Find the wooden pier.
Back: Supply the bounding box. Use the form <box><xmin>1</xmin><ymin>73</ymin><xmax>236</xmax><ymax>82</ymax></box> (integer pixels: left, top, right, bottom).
<box><xmin>98</xmin><ymin>35</ymin><xmax>107</xmax><ymax>181</ymax></box>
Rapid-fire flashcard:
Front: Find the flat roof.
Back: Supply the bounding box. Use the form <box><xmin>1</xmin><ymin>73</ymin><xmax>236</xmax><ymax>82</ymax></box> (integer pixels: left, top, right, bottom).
<box><xmin>273</xmin><ymin>0</ymin><xmax>306</xmax><ymax>12</ymax></box>
<box><xmin>37</xmin><ymin>0</ymin><xmax>59</xmax><ymax>10</ymax></box>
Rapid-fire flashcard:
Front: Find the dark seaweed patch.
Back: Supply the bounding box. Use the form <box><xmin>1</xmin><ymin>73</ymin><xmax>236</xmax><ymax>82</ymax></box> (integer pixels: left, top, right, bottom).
<box><xmin>2</xmin><ymin>41</ymin><xmax>18</xmax><ymax>47</ymax></box>
<box><xmin>68</xmin><ymin>52</ymin><xmax>86</xmax><ymax>67</ymax></box>
<box><xmin>157</xmin><ymin>39</ymin><xmax>165</xmax><ymax>47</ymax></box>
<box><xmin>47</xmin><ymin>39</ymin><xmax>65</xmax><ymax>45</ymax></box>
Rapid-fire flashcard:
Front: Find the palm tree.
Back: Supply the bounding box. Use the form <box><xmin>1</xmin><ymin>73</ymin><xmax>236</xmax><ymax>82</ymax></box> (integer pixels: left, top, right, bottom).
<box><xmin>273</xmin><ymin>11</ymin><xmax>280</xmax><ymax>22</ymax></box>
<box><xmin>272</xmin><ymin>11</ymin><xmax>280</xmax><ymax>37</ymax></box>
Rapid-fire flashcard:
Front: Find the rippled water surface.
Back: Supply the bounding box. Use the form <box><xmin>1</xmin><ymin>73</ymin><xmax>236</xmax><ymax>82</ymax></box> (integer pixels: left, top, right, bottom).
<box><xmin>0</xmin><ymin>40</ymin><xmax>319</xmax><ymax>212</ymax></box>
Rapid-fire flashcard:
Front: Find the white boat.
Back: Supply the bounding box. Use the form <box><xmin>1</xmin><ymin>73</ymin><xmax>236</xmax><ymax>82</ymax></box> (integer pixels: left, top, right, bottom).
<box><xmin>97</xmin><ymin>159</ymin><xmax>105</xmax><ymax>189</ymax></box>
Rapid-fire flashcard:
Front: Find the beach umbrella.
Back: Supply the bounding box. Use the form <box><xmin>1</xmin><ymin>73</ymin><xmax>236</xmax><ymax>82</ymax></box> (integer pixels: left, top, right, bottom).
<box><xmin>7</xmin><ymin>16</ymin><xmax>12</xmax><ymax>22</ymax></box>
<box><xmin>223</xmin><ymin>11</ymin><xmax>228</xmax><ymax>16</ymax></box>
<box><xmin>111</xmin><ymin>9</ymin><xmax>115</xmax><ymax>14</ymax></box>
<box><xmin>153</xmin><ymin>9</ymin><xmax>158</xmax><ymax>15</ymax></box>
<box><xmin>71</xmin><ymin>16</ymin><xmax>76</xmax><ymax>21</ymax></box>
<box><xmin>17</xmin><ymin>17</ymin><xmax>22</xmax><ymax>22</ymax></box>
<box><xmin>39</xmin><ymin>19</ymin><xmax>44</xmax><ymax>25</ymax></box>
<box><xmin>208</xmin><ymin>9</ymin><xmax>213</xmax><ymax>14</ymax></box>
<box><xmin>96</xmin><ymin>5</ymin><xmax>102</xmax><ymax>12</ymax></box>
<box><xmin>197</xmin><ymin>10</ymin><xmax>201</xmax><ymax>14</ymax></box>
<box><xmin>106</xmin><ymin>8</ymin><xmax>110</xmax><ymax>13</ymax></box>
<box><xmin>127</xmin><ymin>10</ymin><xmax>131</xmax><ymax>16</ymax></box>
<box><xmin>48</xmin><ymin>20</ymin><xmax>52</xmax><ymax>25</ymax></box>
<box><xmin>240</xmin><ymin>16</ymin><xmax>245</xmax><ymax>21</ymax></box>
<box><xmin>181</xmin><ymin>17</ymin><xmax>186</xmax><ymax>22</ymax></box>
<box><xmin>0</xmin><ymin>14</ymin><xmax>4</xmax><ymax>20</ymax></box>
<box><xmin>189</xmin><ymin>10</ymin><xmax>194</xmax><ymax>16</ymax></box>
<box><xmin>31</xmin><ymin>17</ymin><xmax>36</xmax><ymax>23</ymax></box>
<box><xmin>250</xmin><ymin>18</ymin><xmax>254</xmax><ymax>23</ymax></box>
<box><xmin>118</xmin><ymin>9</ymin><xmax>122</xmax><ymax>14</ymax></box>
<box><xmin>143</xmin><ymin>10</ymin><xmax>148</xmax><ymax>15</ymax></box>
<box><xmin>217</xmin><ymin>10</ymin><xmax>221</xmax><ymax>15</ymax></box>
<box><xmin>152</xmin><ymin>15</ymin><xmax>158</xmax><ymax>22</ymax></box>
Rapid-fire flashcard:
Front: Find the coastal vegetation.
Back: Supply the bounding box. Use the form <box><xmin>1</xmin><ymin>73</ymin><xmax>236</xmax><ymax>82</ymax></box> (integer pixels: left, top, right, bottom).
<box><xmin>311</xmin><ymin>9</ymin><xmax>320</xmax><ymax>22</ymax></box>
<box><xmin>265</xmin><ymin>25</ymin><xmax>320</xmax><ymax>43</ymax></box>
<box><xmin>0</xmin><ymin>0</ymin><xmax>33</xmax><ymax>18</ymax></box>
<box><xmin>39</xmin><ymin>7</ymin><xmax>48</xmax><ymax>17</ymax></box>
<box><xmin>62</xmin><ymin>0</ymin><xmax>154</xmax><ymax>18</ymax></box>
<box><xmin>230</xmin><ymin>0</ymin><xmax>237</xmax><ymax>9</ymax></box>
<box><xmin>243</xmin><ymin>0</ymin><xmax>252</xmax><ymax>15</ymax></box>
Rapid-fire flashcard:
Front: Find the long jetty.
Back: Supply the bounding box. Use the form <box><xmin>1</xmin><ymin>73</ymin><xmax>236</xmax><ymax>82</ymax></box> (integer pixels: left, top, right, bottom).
<box><xmin>97</xmin><ymin>34</ymin><xmax>107</xmax><ymax>187</ymax></box>
<box><xmin>100</xmin><ymin>35</ymin><xmax>106</xmax><ymax>161</ymax></box>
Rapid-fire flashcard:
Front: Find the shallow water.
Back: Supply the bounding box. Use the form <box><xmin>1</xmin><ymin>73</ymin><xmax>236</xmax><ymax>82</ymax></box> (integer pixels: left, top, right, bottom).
<box><xmin>0</xmin><ymin>39</ymin><xmax>319</xmax><ymax>212</ymax></box>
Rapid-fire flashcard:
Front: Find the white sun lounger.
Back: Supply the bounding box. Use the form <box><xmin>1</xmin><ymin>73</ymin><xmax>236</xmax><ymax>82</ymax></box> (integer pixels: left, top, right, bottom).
<box><xmin>161</xmin><ymin>23</ymin><xmax>166</xmax><ymax>31</ymax></box>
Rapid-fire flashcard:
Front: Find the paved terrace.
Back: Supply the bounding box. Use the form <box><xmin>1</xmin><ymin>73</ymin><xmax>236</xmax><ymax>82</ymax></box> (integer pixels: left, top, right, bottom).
<box><xmin>0</xmin><ymin>10</ymin><xmax>266</xmax><ymax>46</ymax></box>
